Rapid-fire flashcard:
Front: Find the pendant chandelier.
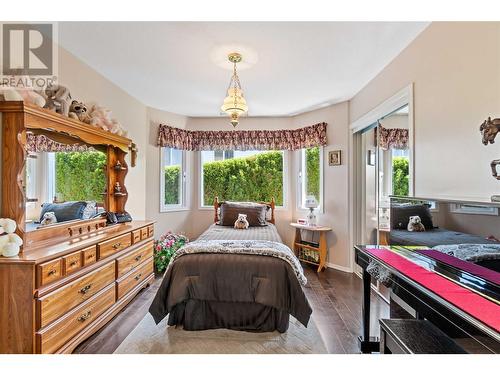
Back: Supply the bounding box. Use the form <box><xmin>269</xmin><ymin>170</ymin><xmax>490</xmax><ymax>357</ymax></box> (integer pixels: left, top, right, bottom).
<box><xmin>220</xmin><ymin>52</ymin><xmax>248</xmax><ymax>128</ymax></box>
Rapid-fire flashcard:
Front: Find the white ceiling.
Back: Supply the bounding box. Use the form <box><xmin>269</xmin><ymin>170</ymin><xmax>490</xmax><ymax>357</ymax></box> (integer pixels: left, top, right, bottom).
<box><xmin>58</xmin><ymin>22</ymin><xmax>429</xmax><ymax>117</ymax></box>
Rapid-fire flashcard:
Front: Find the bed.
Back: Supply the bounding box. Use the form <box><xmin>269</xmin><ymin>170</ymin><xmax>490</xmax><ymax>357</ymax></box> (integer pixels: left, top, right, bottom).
<box><xmin>149</xmin><ymin>198</ymin><xmax>312</xmax><ymax>333</ymax></box>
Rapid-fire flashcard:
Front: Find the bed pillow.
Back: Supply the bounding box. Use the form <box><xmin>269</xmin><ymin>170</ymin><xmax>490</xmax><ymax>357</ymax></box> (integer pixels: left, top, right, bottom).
<box><xmin>219</xmin><ymin>202</ymin><xmax>268</xmax><ymax>227</ymax></box>
<box><xmin>390</xmin><ymin>204</ymin><xmax>434</xmax><ymax>230</ymax></box>
<box><xmin>81</xmin><ymin>201</ymin><xmax>97</xmax><ymax>220</ymax></box>
<box><xmin>39</xmin><ymin>201</ymin><xmax>88</xmax><ymax>223</ymax></box>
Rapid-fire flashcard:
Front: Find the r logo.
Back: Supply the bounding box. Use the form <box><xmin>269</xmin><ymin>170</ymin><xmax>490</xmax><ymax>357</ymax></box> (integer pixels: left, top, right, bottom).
<box><xmin>2</xmin><ymin>23</ymin><xmax>53</xmax><ymax>76</ymax></box>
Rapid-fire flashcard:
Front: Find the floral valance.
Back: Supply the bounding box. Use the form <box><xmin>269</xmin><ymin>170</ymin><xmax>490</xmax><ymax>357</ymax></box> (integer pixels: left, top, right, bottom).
<box><xmin>376</xmin><ymin>125</ymin><xmax>409</xmax><ymax>150</ymax></box>
<box><xmin>26</xmin><ymin>133</ymin><xmax>96</xmax><ymax>153</ymax></box>
<box><xmin>157</xmin><ymin>122</ymin><xmax>328</xmax><ymax>151</ymax></box>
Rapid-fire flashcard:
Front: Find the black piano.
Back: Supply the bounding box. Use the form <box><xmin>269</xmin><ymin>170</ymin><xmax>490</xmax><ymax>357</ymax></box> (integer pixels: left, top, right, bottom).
<box><xmin>355</xmin><ymin>245</ymin><xmax>500</xmax><ymax>354</ymax></box>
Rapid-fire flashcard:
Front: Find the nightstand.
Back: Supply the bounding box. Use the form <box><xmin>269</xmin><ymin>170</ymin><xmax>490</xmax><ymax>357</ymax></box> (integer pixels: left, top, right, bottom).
<box><xmin>290</xmin><ymin>223</ymin><xmax>332</xmax><ymax>272</ymax></box>
<box><xmin>379</xmin><ymin>228</ymin><xmax>390</xmax><ymax>246</ymax></box>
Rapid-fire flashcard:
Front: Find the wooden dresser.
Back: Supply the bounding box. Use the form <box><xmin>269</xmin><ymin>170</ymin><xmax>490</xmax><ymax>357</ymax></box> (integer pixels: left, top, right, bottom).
<box><xmin>0</xmin><ymin>220</ymin><xmax>155</xmax><ymax>353</ymax></box>
<box><xmin>0</xmin><ymin>102</ymin><xmax>153</xmax><ymax>353</ymax></box>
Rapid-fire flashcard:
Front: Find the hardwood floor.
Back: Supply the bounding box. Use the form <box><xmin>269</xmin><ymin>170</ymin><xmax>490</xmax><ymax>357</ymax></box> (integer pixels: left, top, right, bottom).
<box><xmin>74</xmin><ymin>265</ymin><xmax>389</xmax><ymax>354</ymax></box>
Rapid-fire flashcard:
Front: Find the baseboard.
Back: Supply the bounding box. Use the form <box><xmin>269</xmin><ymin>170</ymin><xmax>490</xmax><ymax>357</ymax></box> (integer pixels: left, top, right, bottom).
<box><xmin>325</xmin><ymin>262</ymin><xmax>352</xmax><ymax>273</ymax></box>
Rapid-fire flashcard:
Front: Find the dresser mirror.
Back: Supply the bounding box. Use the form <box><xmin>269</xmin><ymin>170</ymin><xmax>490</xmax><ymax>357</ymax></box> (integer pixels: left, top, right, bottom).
<box><xmin>1</xmin><ymin>101</ymin><xmax>133</xmax><ymax>251</ymax></box>
<box><xmin>386</xmin><ymin>196</ymin><xmax>500</xmax><ymax>273</ymax></box>
<box><xmin>24</xmin><ymin>132</ymin><xmax>108</xmax><ymax>232</ymax></box>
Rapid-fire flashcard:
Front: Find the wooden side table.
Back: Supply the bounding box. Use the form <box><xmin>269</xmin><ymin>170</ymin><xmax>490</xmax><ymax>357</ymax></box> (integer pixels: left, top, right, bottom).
<box><xmin>379</xmin><ymin>228</ymin><xmax>390</xmax><ymax>246</ymax></box>
<box><xmin>290</xmin><ymin>223</ymin><xmax>332</xmax><ymax>272</ymax></box>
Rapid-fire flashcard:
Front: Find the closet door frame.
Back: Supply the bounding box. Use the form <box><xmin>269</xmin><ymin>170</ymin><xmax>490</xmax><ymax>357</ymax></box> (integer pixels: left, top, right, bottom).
<box><xmin>348</xmin><ymin>84</ymin><xmax>414</xmax><ymax>276</ymax></box>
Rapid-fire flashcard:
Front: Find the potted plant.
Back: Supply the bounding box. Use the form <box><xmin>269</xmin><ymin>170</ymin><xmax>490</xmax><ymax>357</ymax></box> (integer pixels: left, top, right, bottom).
<box><xmin>153</xmin><ymin>232</ymin><xmax>188</xmax><ymax>275</ymax></box>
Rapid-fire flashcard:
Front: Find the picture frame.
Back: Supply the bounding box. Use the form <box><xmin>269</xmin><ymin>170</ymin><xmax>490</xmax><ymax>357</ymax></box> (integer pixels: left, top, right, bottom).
<box><xmin>328</xmin><ymin>150</ymin><xmax>342</xmax><ymax>166</ymax></box>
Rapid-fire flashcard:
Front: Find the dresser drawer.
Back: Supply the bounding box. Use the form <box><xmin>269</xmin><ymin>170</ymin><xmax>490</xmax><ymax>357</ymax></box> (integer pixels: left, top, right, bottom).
<box><xmin>63</xmin><ymin>251</ymin><xmax>82</xmax><ymax>275</ymax></box>
<box><xmin>116</xmin><ymin>258</ymin><xmax>153</xmax><ymax>300</ymax></box>
<box><xmin>37</xmin><ymin>261</ymin><xmax>115</xmax><ymax>328</ymax></box>
<box><xmin>132</xmin><ymin>229</ymin><xmax>142</xmax><ymax>244</ymax></box>
<box><xmin>140</xmin><ymin>227</ymin><xmax>148</xmax><ymax>240</ymax></box>
<box><xmin>82</xmin><ymin>246</ymin><xmax>97</xmax><ymax>266</ymax></box>
<box><xmin>97</xmin><ymin>233</ymin><xmax>132</xmax><ymax>259</ymax></box>
<box><xmin>38</xmin><ymin>258</ymin><xmax>63</xmax><ymax>287</ymax></box>
<box><xmin>37</xmin><ymin>284</ymin><xmax>115</xmax><ymax>354</ymax></box>
<box><xmin>147</xmin><ymin>225</ymin><xmax>154</xmax><ymax>238</ymax></box>
<box><xmin>116</xmin><ymin>241</ymin><xmax>154</xmax><ymax>278</ymax></box>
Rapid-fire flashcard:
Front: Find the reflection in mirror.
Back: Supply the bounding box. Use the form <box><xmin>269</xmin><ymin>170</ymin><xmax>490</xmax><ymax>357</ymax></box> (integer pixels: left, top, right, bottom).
<box><xmin>388</xmin><ymin>196</ymin><xmax>500</xmax><ymax>273</ymax></box>
<box><xmin>377</xmin><ymin>104</ymin><xmax>410</xmax><ymax>231</ymax></box>
<box><xmin>25</xmin><ymin>146</ymin><xmax>107</xmax><ymax>231</ymax></box>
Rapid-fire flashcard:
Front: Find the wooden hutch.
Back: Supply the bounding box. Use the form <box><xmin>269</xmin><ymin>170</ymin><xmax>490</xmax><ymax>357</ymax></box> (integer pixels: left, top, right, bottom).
<box><xmin>0</xmin><ymin>102</ymin><xmax>155</xmax><ymax>353</ymax></box>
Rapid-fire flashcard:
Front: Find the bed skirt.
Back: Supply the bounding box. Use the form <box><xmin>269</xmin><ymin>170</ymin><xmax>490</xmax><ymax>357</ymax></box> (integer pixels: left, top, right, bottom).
<box><xmin>167</xmin><ymin>300</ymin><xmax>290</xmax><ymax>333</ymax></box>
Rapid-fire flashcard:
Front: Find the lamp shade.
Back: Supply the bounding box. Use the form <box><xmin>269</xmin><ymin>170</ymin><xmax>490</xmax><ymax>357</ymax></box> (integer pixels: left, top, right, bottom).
<box><xmin>221</xmin><ymin>88</ymin><xmax>248</xmax><ymax>114</ymax></box>
<box><xmin>304</xmin><ymin>195</ymin><xmax>318</xmax><ymax>209</ymax></box>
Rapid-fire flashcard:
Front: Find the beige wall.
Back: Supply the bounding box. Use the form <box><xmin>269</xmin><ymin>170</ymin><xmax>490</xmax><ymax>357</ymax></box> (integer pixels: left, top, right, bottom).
<box><xmin>58</xmin><ymin>48</ymin><xmax>148</xmax><ymax>219</ymax></box>
<box><xmin>145</xmin><ymin>107</ymin><xmax>192</xmax><ymax>238</ymax></box>
<box><xmin>350</xmin><ymin>22</ymin><xmax>500</xmax><ymax>200</ymax></box>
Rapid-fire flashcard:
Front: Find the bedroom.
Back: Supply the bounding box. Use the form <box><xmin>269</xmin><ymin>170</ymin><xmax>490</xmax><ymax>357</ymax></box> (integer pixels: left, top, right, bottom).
<box><xmin>0</xmin><ymin>1</ymin><xmax>499</xmax><ymax>372</ymax></box>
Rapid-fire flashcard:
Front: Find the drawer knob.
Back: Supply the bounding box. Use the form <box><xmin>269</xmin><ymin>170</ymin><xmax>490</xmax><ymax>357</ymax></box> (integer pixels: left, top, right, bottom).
<box><xmin>113</xmin><ymin>242</ymin><xmax>122</xmax><ymax>249</ymax></box>
<box><xmin>48</xmin><ymin>269</ymin><xmax>57</xmax><ymax>276</ymax></box>
<box><xmin>134</xmin><ymin>273</ymin><xmax>142</xmax><ymax>281</ymax></box>
<box><xmin>134</xmin><ymin>255</ymin><xmax>142</xmax><ymax>262</ymax></box>
<box><xmin>87</xmin><ymin>254</ymin><xmax>95</xmax><ymax>259</ymax></box>
<box><xmin>79</xmin><ymin>284</ymin><xmax>92</xmax><ymax>294</ymax></box>
<box><xmin>70</xmin><ymin>261</ymin><xmax>77</xmax><ymax>267</ymax></box>
<box><xmin>77</xmin><ymin>310</ymin><xmax>92</xmax><ymax>322</ymax></box>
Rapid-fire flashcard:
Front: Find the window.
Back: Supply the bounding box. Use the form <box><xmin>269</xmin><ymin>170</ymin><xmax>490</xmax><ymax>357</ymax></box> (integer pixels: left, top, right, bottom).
<box><xmin>160</xmin><ymin>147</ymin><xmax>186</xmax><ymax>211</ymax></box>
<box><xmin>298</xmin><ymin>146</ymin><xmax>323</xmax><ymax>210</ymax></box>
<box><xmin>391</xmin><ymin>148</ymin><xmax>409</xmax><ymax>197</ymax></box>
<box><xmin>200</xmin><ymin>150</ymin><xmax>285</xmax><ymax>207</ymax></box>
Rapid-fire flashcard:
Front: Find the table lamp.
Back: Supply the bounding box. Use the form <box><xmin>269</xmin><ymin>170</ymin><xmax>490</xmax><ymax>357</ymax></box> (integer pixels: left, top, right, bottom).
<box><xmin>304</xmin><ymin>195</ymin><xmax>318</xmax><ymax>226</ymax></box>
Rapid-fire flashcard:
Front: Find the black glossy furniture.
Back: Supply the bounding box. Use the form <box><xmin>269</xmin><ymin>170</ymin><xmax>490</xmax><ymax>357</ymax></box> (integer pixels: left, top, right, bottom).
<box><xmin>379</xmin><ymin>319</ymin><xmax>467</xmax><ymax>354</ymax></box>
<box><xmin>355</xmin><ymin>245</ymin><xmax>500</xmax><ymax>354</ymax></box>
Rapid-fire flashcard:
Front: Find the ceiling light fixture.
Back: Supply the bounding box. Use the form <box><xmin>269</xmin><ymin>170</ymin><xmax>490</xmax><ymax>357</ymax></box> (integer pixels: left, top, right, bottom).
<box><xmin>220</xmin><ymin>52</ymin><xmax>248</xmax><ymax>128</ymax></box>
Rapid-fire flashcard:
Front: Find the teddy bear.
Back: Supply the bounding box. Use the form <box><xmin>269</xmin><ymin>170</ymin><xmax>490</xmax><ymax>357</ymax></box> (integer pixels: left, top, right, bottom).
<box><xmin>0</xmin><ymin>218</ymin><xmax>23</xmax><ymax>257</ymax></box>
<box><xmin>68</xmin><ymin>100</ymin><xmax>92</xmax><ymax>123</ymax></box>
<box><xmin>0</xmin><ymin>76</ymin><xmax>46</xmax><ymax>108</ymax></box>
<box><xmin>44</xmin><ymin>84</ymin><xmax>72</xmax><ymax>116</ymax></box>
<box><xmin>234</xmin><ymin>213</ymin><xmax>249</xmax><ymax>229</ymax></box>
<box><xmin>40</xmin><ymin>212</ymin><xmax>58</xmax><ymax>226</ymax></box>
<box><xmin>407</xmin><ymin>215</ymin><xmax>425</xmax><ymax>232</ymax></box>
<box><xmin>88</xmin><ymin>104</ymin><xmax>128</xmax><ymax>137</ymax></box>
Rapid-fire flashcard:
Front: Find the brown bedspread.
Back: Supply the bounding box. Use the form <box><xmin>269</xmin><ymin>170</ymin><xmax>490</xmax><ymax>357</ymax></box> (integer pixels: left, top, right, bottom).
<box><xmin>149</xmin><ymin>225</ymin><xmax>312</xmax><ymax>331</ymax></box>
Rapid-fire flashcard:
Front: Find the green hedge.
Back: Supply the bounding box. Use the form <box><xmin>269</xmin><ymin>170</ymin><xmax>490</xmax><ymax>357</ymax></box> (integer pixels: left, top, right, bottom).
<box><xmin>55</xmin><ymin>151</ymin><xmax>106</xmax><ymax>202</ymax></box>
<box><xmin>202</xmin><ymin>151</ymin><xmax>284</xmax><ymax>206</ymax></box>
<box><xmin>393</xmin><ymin>156</ymin><xmax>409</xmax><ymax>196</ymax></box>
<box><xmin>305</xmin><ymin>147</ymin><xmax>320</xmax><ymax>202</ymax></box>
<box><xmin>164</xmin><ymin>165</ymin><xmax>181</xmax><ymax>205</ymax></box>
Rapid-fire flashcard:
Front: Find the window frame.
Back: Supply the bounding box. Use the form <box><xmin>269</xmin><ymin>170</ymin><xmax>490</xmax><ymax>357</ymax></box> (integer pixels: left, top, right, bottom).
<box><xmin>297</xmin><ymin>146</ymin><xmax>324</xmax><ymax>213</ymax></box>
<box><xmin>198</xmin><ymin>149</ymin><xmax>288</xmax><ymax>209</ymax></box>
<box><xmin>159</xmin><ymin>147</ymin><xmax>187</xmax><ymax>212</ymax></box>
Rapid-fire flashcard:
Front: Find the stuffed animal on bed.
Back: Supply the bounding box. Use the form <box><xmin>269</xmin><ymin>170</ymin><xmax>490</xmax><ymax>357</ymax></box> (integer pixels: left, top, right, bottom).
<box><xmin>407</xmin><ymin>215</ymin><xmax>425</xmax><ymax>232</ymax></box>
<box><xmin>234</xmin><ymin>213</ymin><xmax>249</xmax><ymax>229</ymax></box>
<box><xmin>40</xmin><ymin>212</ymin><xmax>57</xmax><ymax>226</ymax></box>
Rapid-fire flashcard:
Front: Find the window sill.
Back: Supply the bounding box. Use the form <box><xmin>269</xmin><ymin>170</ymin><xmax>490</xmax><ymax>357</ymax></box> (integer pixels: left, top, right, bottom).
<box><xmin>159</xmin><ymin>207</ymin><xmax>190</xmax><ymax>213</ymax></box>
<box><xmin>297</xmin><ymin>206</ymin><xmax>325</xmax><ymax>215</ymax></box>
<box><xmin>199</xmin><ymin>205</ymin><xmax>288</xmax><ymax>211</ymax></box>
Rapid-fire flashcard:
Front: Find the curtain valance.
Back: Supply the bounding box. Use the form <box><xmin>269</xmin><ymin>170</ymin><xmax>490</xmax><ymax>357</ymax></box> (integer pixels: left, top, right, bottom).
<box><xmin>376</xmin><ymin>125</ymin><xmax>409</xmax><ymax>150</ymax></box>
<box><xmin>26</xmin><ymin>133</ymin><xmax>96</xmax><ymax>153</ymax></box>
<box><xmin>157</xmin><ymin>122</ymin><xmax>328</xmax><ymax>151</ymax></box>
